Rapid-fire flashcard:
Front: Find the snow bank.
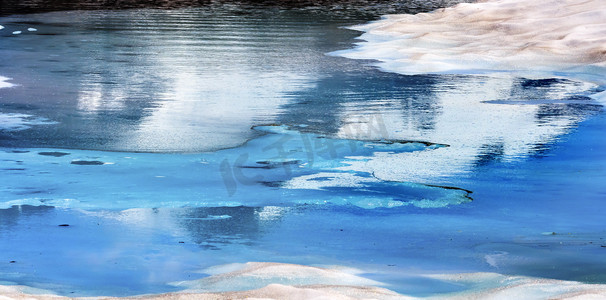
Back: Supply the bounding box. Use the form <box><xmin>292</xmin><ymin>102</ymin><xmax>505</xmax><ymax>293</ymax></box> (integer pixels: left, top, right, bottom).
<box><xmin>335</xmin><ymin>0</ymin><xmax>606</xmax><ymax>83</ymax></box>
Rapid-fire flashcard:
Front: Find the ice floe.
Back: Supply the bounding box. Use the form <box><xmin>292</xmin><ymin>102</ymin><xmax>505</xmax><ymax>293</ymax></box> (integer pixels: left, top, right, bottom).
<box><xmin>171</xmin><ymin>262</ymin><xmax>384</xmax><ymax>292</ymax></box>
<box><xmin>335</xmin><ymin>0</ymin><xmax>606</xmax><ymax>84</ymax></box>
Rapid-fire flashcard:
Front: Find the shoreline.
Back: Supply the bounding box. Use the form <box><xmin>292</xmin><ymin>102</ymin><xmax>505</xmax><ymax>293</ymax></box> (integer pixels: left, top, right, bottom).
<box><xmin>2</xmin><ymin>263</ymin><xmax>606</xmax><ymax>299</ymax></box>
<box><xmin>334</xmin><ymin>0</ymin><xmax>606</xmax><ymax>90</ymax></box>
<box><xmin>2</xmin><ymin>0</ymin><xmax>605</xmax><ymax>298</ymax></box>
<box><xmin>0</xmin><ymin>0</ymin><xmax>474</xmax><ymax>17</ymax></box>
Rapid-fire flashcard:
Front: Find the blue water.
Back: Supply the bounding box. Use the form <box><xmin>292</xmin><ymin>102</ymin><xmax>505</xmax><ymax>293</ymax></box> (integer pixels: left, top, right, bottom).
<box><xmin>1</xmin><ymin>6</ymin><xmax>605</xmax><ymax>297</ymax></box>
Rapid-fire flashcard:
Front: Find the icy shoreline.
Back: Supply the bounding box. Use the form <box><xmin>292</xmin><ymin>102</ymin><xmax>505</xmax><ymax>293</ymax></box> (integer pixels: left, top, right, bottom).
<box><xmin>2</xmin><ymin>0</ymin><xmax>606</xmax><ymax>298</ymax></box>
<box><xmin>334</xmin><ymin>0</ymin><xmax>606</xmax><ymax>88</ymax></box>
<box><xmin>2</xmin><ymin>263</ymin><xmax>606</xmax><ymax>299</ymax></box>
<box><xmin>330</xmin><ymin>0</ymin><xmax>606</xmax><ymax>186</ymax></box>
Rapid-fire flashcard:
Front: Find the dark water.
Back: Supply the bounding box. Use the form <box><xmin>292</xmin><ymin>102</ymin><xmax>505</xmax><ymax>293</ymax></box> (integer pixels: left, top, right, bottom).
<box><xmin>1</xmin><ymin>5</ymin><xmax>605</xmax><ymax>298</ymax></box>
<box><xmin>0</xmin><ymin>0</ymin><xmax>474</xmax><ymax>16</ymax></box>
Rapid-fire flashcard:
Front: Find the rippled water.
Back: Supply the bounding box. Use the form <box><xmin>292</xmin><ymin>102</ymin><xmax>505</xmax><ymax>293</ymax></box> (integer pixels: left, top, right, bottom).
<box><xmin>1</xmin><ymin>5</ymin><xmax>605</xmax><ymax>298</ymax></box>
<box><xmin>0</xmin><ymin>8</ymin><xmax>373</xmax><ymax>152</ymax></box>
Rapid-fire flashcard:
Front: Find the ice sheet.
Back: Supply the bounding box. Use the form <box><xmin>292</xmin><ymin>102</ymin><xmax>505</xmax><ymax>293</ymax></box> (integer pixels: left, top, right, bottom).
<box><xmin>334</xmin><ymin>0</ymin><xmax>606</xmax><ymax>83</ymax></box>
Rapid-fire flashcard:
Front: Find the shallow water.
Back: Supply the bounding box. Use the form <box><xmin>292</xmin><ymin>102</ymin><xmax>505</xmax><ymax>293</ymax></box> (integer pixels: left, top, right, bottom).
<box><xmin>0</xmin><ymin>5</ymin><xmax>605</xmax><ymax>298</ymax></box>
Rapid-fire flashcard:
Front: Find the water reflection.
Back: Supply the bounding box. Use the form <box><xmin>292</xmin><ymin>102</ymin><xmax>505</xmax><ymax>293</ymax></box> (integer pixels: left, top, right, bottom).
<box><xmin>0</xmin><ymin>8</ymin><xmax>368</xmax><ymax>151</ymax></box>
<box><xmin>177</xmin><ymin>206</ymin><xmax>291</xmax><ymax>249</ymax></box>
<box><xmin>281</xmin><ymin>74</ymin><xmax>601</xmax><ymax>184</ymax></box>
<box><xmin>0</xmin><ymin>205</ymin><xmax>285</xmax><ymax>250</ymax></box>
<box><xmin>2</xmin><ymin>7</ymin><xmax>597</xmax><ymax>162</ymax></box>
<box><xmin>0</xmin><ymin>205</ymin><xmax>289</xmax><ymax>295</ymax></box>
<box><xmin>1</xmin><ymin>5</ymin><xmax>605</xmax><ymax>298</ymax></box>
<box><xmin>277</xmin><ymin>71</ymin><xmax>440</xmax><ymax>137</ymax></box>
<box><xmin>0</xmin><ymin>204</ymin><xmax>54</xmax><ymax>233</ymax></box>
<box><xmin>380</xmin><ymin>76</ymin><xmax>599</xmax><ymax>184</ymax></box>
